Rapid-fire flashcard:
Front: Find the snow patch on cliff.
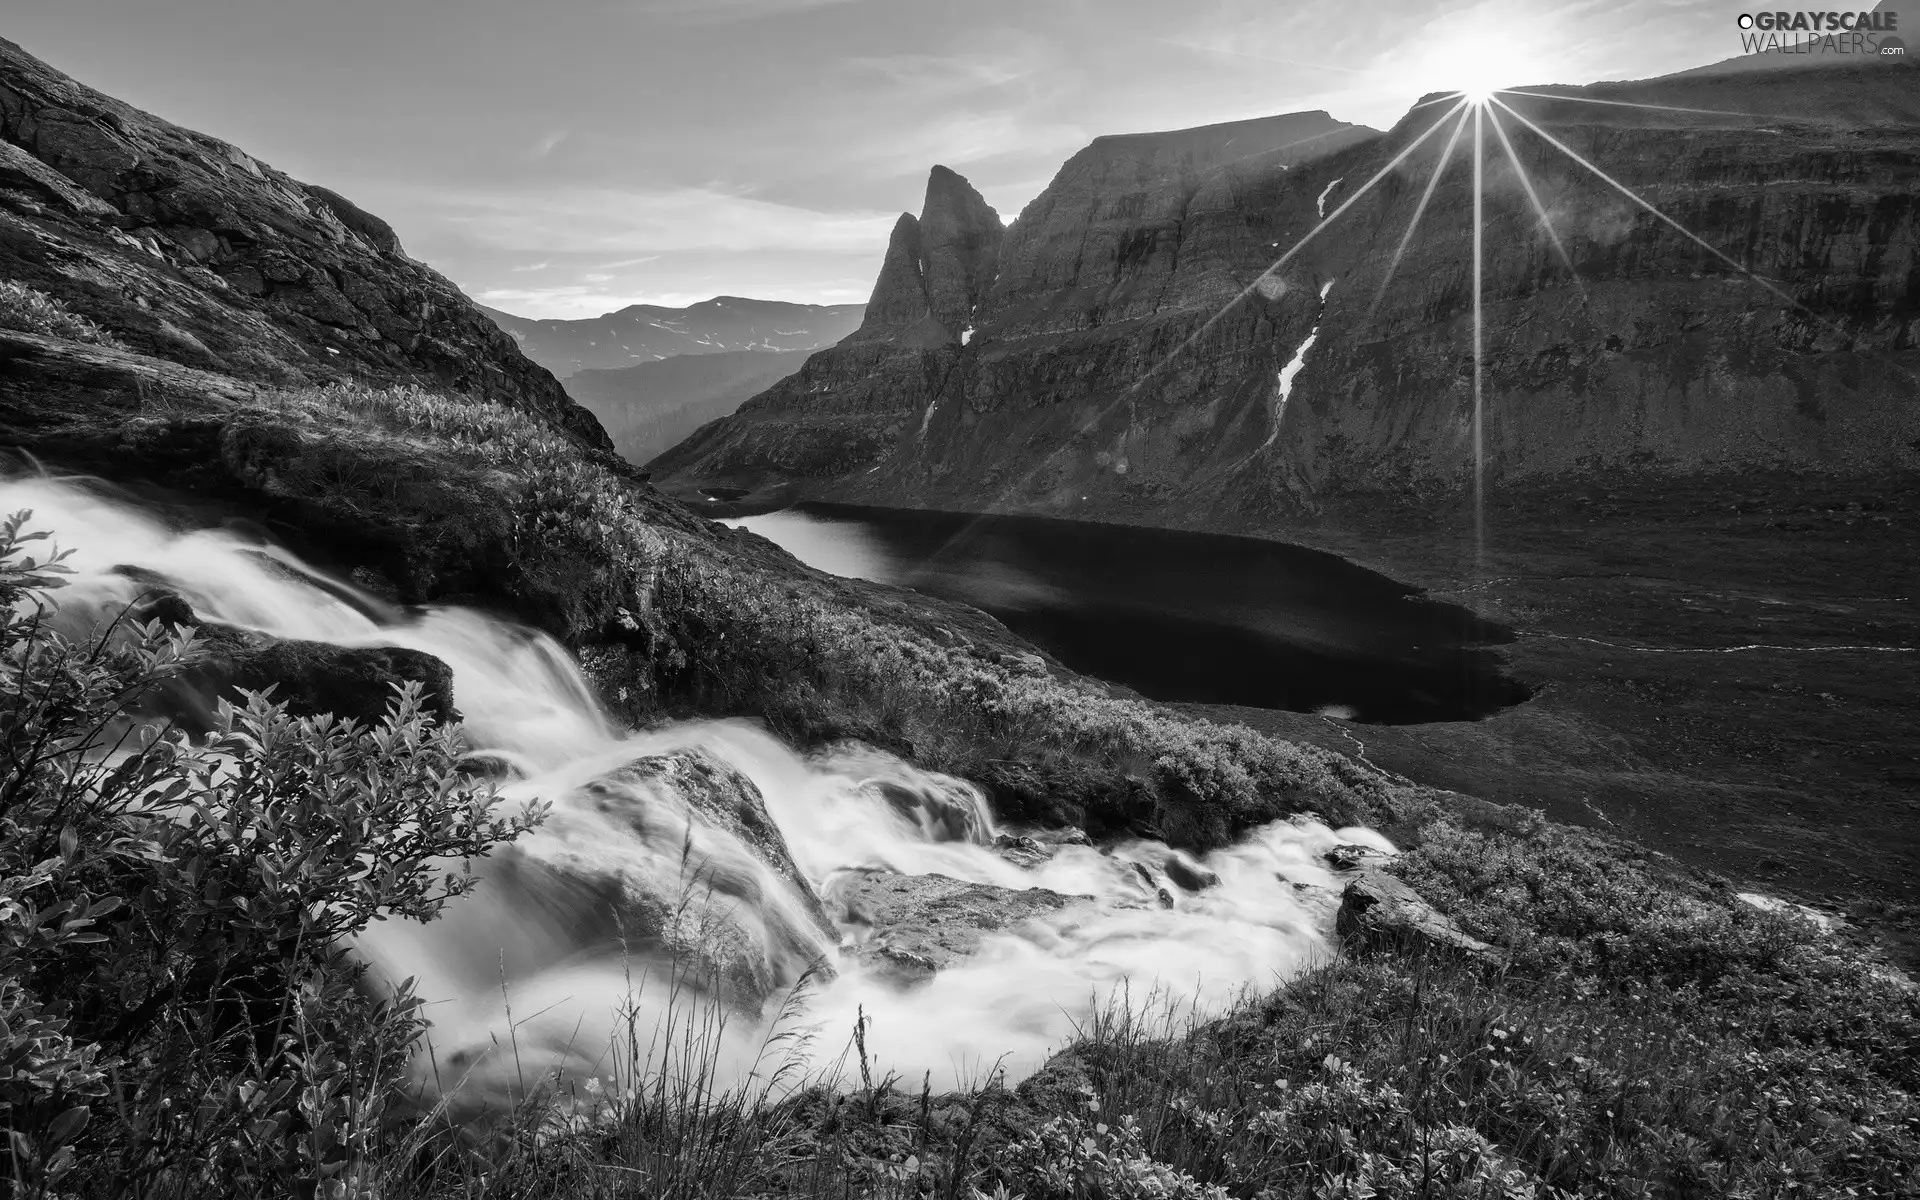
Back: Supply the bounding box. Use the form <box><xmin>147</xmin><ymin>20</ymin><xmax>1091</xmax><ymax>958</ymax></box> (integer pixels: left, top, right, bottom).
<box><xmin>1261</xmin><ymin>281</ymin><xmax>1334</xmax><ymax>452</ymax></box>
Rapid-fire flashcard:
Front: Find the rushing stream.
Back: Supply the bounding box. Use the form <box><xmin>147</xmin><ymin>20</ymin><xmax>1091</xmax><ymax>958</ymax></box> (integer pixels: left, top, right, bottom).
<box><xmin>3</xmin><ymin>475</ymin><xmax>1392</xmax><ymax>1112</ymax></box>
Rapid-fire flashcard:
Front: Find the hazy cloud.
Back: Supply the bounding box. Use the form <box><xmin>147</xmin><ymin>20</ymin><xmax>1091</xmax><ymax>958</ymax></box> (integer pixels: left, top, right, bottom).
<box><xmin>629</xmin><ymin>0</ymin><xmax>858</xmax><ymax>25</ymax></box>
<box><xmin>413</xmin><ymin>185</ymin><xmax>899</xmax><ymax>255</ymax></box>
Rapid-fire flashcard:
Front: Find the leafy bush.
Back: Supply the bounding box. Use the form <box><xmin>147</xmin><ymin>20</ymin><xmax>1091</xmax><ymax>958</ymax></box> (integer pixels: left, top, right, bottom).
<box><xmin>0</xmin><ymin>280</ymin><xmax>123</xmax><ymax>347</ymax></box>
<box><xmin>0</xmin><ymin>510</ymin><xmax>542</xmax><ymax>1198</ymax></box>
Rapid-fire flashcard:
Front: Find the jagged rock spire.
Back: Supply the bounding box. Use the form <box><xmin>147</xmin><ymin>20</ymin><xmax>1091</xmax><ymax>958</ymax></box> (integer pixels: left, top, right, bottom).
<box><xmin>852</xmin><ymin>165</ymin><xmax>1001</xmax><ymax>345</ymax></box>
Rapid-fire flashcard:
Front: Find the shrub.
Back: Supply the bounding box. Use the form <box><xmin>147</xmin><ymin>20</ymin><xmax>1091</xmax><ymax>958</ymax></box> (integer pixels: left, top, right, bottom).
<box><xmin>0</xmin><ymin>509</ymin><xmax>543</xmax><ymax>1198</ymax></box>
<box><xmin>0</xmin><ymin>280</ymin><xmax>123</xmax><ymax>347</ymax></box>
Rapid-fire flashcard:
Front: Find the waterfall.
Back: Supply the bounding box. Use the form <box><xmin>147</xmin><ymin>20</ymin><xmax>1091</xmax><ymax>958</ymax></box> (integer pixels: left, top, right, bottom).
<box><xmin>1</xmin><ymin>473</ymin><xmax>1392</xmax><ymax>1110</ymax></box>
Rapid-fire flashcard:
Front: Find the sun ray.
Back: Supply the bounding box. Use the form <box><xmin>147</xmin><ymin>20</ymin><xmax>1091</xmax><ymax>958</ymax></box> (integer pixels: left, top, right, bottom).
<box><xmin>923</xmin><ymin>100</ymin><xmax>1475</xmax><ymax>556</ymax></box>
<box><xmin>1490</xmin><ymin>95</ymin><xmax>1803</xmax><ymax>312</ymax></box>
<box><xmin>1249</xmin><ymin>96</ymin><xmax>1471</xmax><ymax>292</ymax></box>
<box><xmin>1497</xmin><ymin>88</ymin><xmax>1794</xmax><ymax>122</ymax></box>
<box><xmin>1102</xmin><ymin>95</ymin><xmax>1471</xmax><ymax>410</ymax></box>
<box><xmin>1365</xmin><ymin>105</ymin><xmax>1471</xmax><ymax>324</ymax></box>
<box><xmin>1472</xmin><ymin>103</ymin><xmax>1486</xmax><ymax>564</ymax></box>
<box><xmin>1486</xmin><ymin>104</ymin><xmax>1586</xmax><ymax>302</ymax></box>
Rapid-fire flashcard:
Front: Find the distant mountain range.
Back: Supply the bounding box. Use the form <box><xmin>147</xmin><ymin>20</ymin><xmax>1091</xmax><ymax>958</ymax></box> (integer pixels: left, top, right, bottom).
<box><xmin>479</xmin><ymin>297</ymin><xmax>864</xmax><ymax>378</ymax></box>
<box><xmin>563</xmin><ymin>348</ymin><xmax>813</xmax><ymax>467</ymax></box>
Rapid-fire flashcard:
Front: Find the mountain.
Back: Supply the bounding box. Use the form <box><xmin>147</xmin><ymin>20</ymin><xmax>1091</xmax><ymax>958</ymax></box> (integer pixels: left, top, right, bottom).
<box><xmin>0</xmin><ymin>37</ymin><xmax>605</xmax><ymax>450</ymax></box>
<box><xmin>652</xmin><ymin>109</ymin><xmax>1377</xmax><ymax>485</ymax></box>
<box><xmin>565</xmin><ymin>348</ymin><xmax>812</xmax><ymax>466</ymax></box>
<box><xmin>651</xmin><ymin>74</ymin><xmax>1920</xmax><ymax>514</ymax></box>
<box><xmin>480</xmin><ymin>297</ymin><xmax>865</xmax><ymax>378</ymax></box>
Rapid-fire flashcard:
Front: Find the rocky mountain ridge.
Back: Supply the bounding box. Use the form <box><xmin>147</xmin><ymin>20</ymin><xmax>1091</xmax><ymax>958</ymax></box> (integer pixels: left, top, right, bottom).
<box><xmin>482</xmin><ymin>296</ymin><xmax>865</xmax><ymax>378</ymax></box>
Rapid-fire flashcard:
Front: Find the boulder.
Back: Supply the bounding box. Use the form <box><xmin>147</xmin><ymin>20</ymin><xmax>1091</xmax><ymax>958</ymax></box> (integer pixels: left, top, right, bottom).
<box><xmin>482</xmin><ymin>748</ymin><xmax>837</xmax><ymax>1006</ymax></box>
<box><xmin>115</xmin><ymin>581</ymin><xmax>459</xmax><ymax>727</ymax></box>
<box><xmin>828</xmin><ymin>868</ymin><xmax>1088</xmax><ymax>984</ymax></box>
<box><xmin>1334</xmin><ymin>868</ymin><xmax>1503</xmax><ymax>967</ymax></box>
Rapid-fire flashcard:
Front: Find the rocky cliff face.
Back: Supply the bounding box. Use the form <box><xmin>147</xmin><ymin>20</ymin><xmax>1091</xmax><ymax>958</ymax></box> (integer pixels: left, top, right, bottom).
<box><xmin>651</xmin><ymin>111</ymin><xmax>1369</xmax><ymax>483</ymax></box>
<box><xmin>653</xmin><ymin>72</ymin><xmax>1920</xmax><ymax>521</ymax></box>
<box><xmin>0</xmin><ymin>35</ymin><xmax>607</xmax><ymax>449</ymax></box>
<box><xmin>652</xmin><ymin>163</ymin><xmax>1010</xmax><ymax>476</ymax></box>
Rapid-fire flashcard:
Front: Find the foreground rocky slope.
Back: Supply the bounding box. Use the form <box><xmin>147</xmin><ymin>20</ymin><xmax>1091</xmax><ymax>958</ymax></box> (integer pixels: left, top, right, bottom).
<box><xmin>0</xmin><ymin>36</ymin><xmax>606</xmax><ymax>449</ymax></box>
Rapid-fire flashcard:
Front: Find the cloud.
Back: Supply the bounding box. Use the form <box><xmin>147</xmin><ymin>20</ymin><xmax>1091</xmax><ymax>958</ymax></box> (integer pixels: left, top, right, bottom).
<box><xmin>529</xmin><ymin>130</ymin><xmax>570</xmax><ymax>160</ymax></box>
<box><xmin>508</xmin><ymin>260</ymin><xmax>552</xmax><ymax>272</ymax></box>
<box><xmin>600</xmin><ymin>254</ymin><xmax>663</xmax><ymax>269</ymax></box>
<box><xmin>843</xmin><ymin>51</ymin><xmax>1037</xmax><ymax>97</ymax></box>
<box><xmin>629</xmin><ymin>0</ymin><xmax>857</xmax><ymax>25</ymax></box>
<box><xmin>408</xmin><ymin>184</ymin><xmax>899</xmax><ymax>255</ymax></box>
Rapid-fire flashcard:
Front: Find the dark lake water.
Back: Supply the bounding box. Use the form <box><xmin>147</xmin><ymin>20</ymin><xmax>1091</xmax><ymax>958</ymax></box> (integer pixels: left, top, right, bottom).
<box><xmin>728</xmin><ymin>503</ymin><xmax>1530</xmax><ymax>724</ymax></box>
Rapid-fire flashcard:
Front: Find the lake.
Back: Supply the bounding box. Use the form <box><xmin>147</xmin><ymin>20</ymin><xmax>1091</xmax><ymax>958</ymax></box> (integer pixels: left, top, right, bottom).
<box><xmin>726</xmin><ymin>503</ymin><xmax>1529</xmax><ymax>724</ymax></box>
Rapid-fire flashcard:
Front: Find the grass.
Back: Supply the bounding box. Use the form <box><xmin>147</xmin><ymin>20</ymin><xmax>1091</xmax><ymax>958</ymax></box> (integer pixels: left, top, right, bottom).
<box><xmin>0</xmin><ymin>280</ymin><xmax>124</xmax><ymax>348</ymax></box>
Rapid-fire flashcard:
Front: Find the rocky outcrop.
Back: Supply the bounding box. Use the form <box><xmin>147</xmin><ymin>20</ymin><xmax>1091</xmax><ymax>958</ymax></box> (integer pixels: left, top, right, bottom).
<box><xmin>920</xmin><ymin>165</ymin><xmax>1002</xmax><ymax>336</ymax></box>
<box><xmin>482</xmin><ymin>749</ymin><xmax>837</xmax><ymax>1006</ymax></box>
<box><xmin>1328</xmin><ymin>846</ymin><xmax>1503</xmax><ymax>966</ymax></box>
<box><xmin>858</xmin><ymin>213</ymin><xmax>937</xmax><ymax>342</ymax></box>
<box><xmin>654</xmin><ymin>70</ymin><xmax>1920</xmax><ymax>520</ymax></box>
<box><xmin>850</xmin><ymin>166</ymin><xmax>1002</xmax><ymax>346</ymax></box>
<box><xmin>827</xmin><ymin>868</ymin><xmax>1087</xmax><ymax>984</ymax></box>
<box><xmin>650</xmin><ymin>162</ymin><xmax>1009</xmax><ymax>479</ymax></box>
<box><xmin>0</xmin><ymin>35</ymin><xmax>607</xmax><ymax>449</ymax></box>
<box><xmin>119</xmin><ymin>580</ymin><xmax>461</xmax><ymax>728</ymax></box>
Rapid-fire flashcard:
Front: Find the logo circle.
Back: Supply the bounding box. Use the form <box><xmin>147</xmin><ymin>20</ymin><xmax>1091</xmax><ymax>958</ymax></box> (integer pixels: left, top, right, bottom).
<box><xmin>1737</xmin><ymin>13</ymin><xmax>1754</xmax><ymax>28</ymax></box>
<box><xmin>1881</xmin><ymin>35</ymin><xmax>1907</xmax><ymax>57</ymax></box>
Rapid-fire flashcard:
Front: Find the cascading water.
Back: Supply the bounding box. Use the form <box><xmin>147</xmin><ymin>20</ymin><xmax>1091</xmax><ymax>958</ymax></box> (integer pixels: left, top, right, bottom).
<box><xmin>2</xmin><ymin>474</ymin><xmax>1394</xmax><ymax>1114</ymax></box>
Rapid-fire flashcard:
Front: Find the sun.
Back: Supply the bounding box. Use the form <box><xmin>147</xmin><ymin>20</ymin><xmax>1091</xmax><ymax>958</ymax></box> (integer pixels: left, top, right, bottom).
<box><xmin>1390</xmin><ymin>18</ymin><xmax>1536</xmax><ymax>109</ymax></box>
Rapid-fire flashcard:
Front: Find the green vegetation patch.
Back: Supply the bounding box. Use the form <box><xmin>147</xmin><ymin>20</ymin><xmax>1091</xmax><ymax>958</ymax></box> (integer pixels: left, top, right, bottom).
<box><xmin>0</xmin><ymin>280</ymin><xmax>125</xmax><ymax>348</ymax></box>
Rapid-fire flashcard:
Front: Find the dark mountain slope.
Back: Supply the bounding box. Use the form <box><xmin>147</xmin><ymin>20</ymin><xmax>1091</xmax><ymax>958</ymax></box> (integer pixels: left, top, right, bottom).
<box><xmin>0</xmin><ymin>36</ymin><xmax>606</xmax><ymax>449</ymax></box>
<box><xmin>565</xmin><ymin>348</ymin><xmax>811</xmax><ymax>466</ymax></box>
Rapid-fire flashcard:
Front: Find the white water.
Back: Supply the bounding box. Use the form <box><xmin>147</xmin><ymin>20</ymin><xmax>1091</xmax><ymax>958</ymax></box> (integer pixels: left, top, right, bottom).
<box><xmin>1261</xmin><ymin>280</ymin><xmax>1335</xmax><ymax>453</ymax></box>
<box><xmin>4</xmin><ymin>475</ymin><xmax>1390</xmax><ymax>1108</ymax></box>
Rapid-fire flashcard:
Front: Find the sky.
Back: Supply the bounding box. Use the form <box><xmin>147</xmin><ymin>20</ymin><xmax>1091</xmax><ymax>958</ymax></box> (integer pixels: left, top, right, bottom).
<box><xmin>12</xmin><ymin>0</ymin><xmax>1756</xmax><ymax>318</ymax></box>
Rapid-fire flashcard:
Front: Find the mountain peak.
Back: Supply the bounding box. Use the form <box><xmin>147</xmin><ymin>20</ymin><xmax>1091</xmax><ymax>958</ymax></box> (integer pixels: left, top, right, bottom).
<box><xmin>853</xmin><ymin>167</ymin><xmax>1002</xmax><ymax>346</ymax></box>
